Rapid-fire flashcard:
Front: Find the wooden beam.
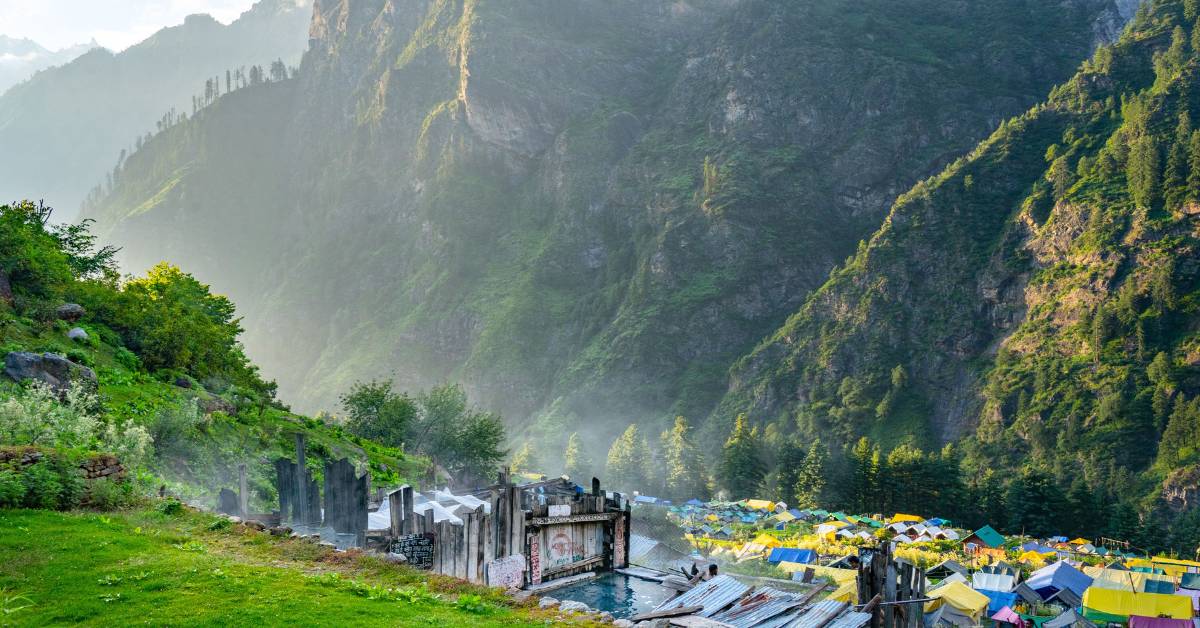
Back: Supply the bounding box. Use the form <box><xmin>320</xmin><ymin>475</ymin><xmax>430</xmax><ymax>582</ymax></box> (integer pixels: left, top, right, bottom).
<box><xmin>528</xmin><ymin>512</ymin><xmax>617</xmax><ymax>526</ymax></box>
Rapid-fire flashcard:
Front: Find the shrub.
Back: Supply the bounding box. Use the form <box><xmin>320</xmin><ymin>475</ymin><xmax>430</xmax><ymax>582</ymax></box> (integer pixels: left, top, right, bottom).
<box><xmin>20</xmin><ymin>462</ymin><xmax>62</xmax><ymax>509</ymax></box>
<box><xmin>157</xmin><ymin>498</ymin><xmax>184</xmax><ymax>515</ymax></box>
<box><xmin>147</xmin><ymin>400</ymin><xmax>202</xmax><ymax>460</ymax></box>
<box><xmin>0</xmin><ymin>469</ymin><xmax>22</xmax><ymax>507</ymax></box>
<box><xmin>0</xmin><ymin>382</ymin><xmax>99</xmax><ymax>449</ymax></box>
<box><xmin>85</xmin><ymin>477</ymin><xmax>135</xmax><ymax>510</ymax></box>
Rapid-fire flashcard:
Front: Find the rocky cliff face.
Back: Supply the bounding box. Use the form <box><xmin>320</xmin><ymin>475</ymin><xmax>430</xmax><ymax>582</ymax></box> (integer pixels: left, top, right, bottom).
<box><xmin>718</xmin><ymin>0</ymin><xmax>1200</xmax><ymax>503</ymax></box>
<box><xmin>89</xmin><ymin>0</ymin><xmax>1142</xmax><ymax>456</ymax></box>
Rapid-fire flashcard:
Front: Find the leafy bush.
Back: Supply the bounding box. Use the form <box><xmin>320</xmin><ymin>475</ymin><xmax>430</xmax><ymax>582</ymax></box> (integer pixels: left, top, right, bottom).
<box><xmin>157</xmin><ymin>498</ymin><xmax>184</xmax><ymax>515</ymax></box>
<box><xmin>85</xmin><ymin>477</ymin><xmax>135</xmax><ymax>510</ymax></box>
<box><xmin>146</xmin><ymin>400</ymin><xmax>202</xmax><ymax>461</ymax></box>
<box><xmin>0</xmin><ymin>470</ymin><xmax>22</xmax><ymax>507</ymax></box>
<box><xmin>20</xmin><ymin>463</ymin><xmax>62</xmax><ymax>509</ymax></box>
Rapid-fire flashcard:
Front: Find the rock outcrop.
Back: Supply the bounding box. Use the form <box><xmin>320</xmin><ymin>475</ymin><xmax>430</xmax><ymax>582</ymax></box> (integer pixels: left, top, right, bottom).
<box><xmin>3</xmin><ymin>351</ymin><xmax>98</xmax><ymax>391</ymax></box>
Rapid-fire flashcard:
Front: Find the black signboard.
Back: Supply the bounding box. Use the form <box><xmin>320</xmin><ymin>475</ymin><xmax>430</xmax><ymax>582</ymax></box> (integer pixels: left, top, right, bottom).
<box><xmin>392</xmin><ymin>533</ymin><xmax>436</xmax><ymax>569</ymax></box>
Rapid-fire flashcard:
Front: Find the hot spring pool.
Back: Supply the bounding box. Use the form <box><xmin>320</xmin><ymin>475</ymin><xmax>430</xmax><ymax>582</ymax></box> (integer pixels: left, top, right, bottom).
<box><xmin>551</xmin><ymin>573</ymin><xmax>675</xmax><ymax>619</ymax></box>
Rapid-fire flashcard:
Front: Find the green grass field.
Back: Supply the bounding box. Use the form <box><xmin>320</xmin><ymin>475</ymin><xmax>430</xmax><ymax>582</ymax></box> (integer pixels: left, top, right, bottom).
<box><xmin>0</xmin><ymin>506</ymin><xmax>584</xmax><ymax>627</ymax></box>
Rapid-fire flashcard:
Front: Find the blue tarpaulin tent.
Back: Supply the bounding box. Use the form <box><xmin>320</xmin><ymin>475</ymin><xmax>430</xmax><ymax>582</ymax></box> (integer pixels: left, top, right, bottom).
<box><xmin>1182</xmin><ymin>573</ymin><xmax>1200</xmax><ymax>590</ymax></box>
<box><xmin>767</xmin><ymin>548</ymin><xmax>816</xmax><ymax>565</ymax></box>
<box><xmin>1027</xmin><ymin>561</ymin><xmax>1093</xmax><ymax>601</ymax></box>
<box><xmin>979</xmin><ymin>590</ymin><xmax>1019</xmax><ymax>615</ymax></box>
<box><xmin>685</xmin><ymin>498</ymin><xmax>705</xmax><ymax>507</ymax></box>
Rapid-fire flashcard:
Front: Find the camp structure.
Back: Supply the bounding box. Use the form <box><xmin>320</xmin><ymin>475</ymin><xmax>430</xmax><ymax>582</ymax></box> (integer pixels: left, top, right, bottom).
<box><xmin>926</xmin><ymin>559</ymin><xmax>969</xmax><ymax>583</ymax></box>
<box><xmin>1044</xmin><ymin>608</ymin><xmax>1099</xmax><ymax>628</ymax></box>
<box><xmin>1083</xmin><ymin>565</ymin><xmax>1176</xmax><ymax>593</ymax></box>
<box><xmin>925</xmin><ymin>580</ymin><xmax>990</xmax><ymax>627</ymax></box>
<box><xmin>768</xmin><ymin>547</ymin><xmax>816</xmax><ymax>565</ymax></box>
<box><xmin>1026</xmin><ymin>560</ymin><xmax>1093</xmax><ymax>606</ymax></box>
<box><xmin>1081</xmin><ymin>587</ymin><xmax>1195</xmax><ymax>623</ymax></box>
<box><xmin>961</xmin><ymin>525</ymin><xmax>1006</xmax><ymax>558</ymax></box>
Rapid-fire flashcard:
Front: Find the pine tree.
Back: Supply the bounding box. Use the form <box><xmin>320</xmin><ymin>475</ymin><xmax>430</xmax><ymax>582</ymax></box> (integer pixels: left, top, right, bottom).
<box><xmin>718</xmin><ymin>415</ymin><xmax>765</xmax><ymax>498</ymax></box>
<box><xmin>563</xmin><ymin>432</ymin><xmax>591</xmax><ymax>480</ymax></box>
<box><xmin>1188</xmin><ymin>130</ymin><xmax>1200</xmax><ymax>201</ymax></box>
<box><xmin>661</xmin><ymin>416</ymin><xmax>707</xmax><ymax>501</ymax></box>
<box><xmin>606</xmin><ymin>424</ymin><xmax>649</xmax><ymax>490</ymax></box>
<box><xmin>793</xmin><ymin>440</ymin><xmax>827</xmax><ymax>509</ymax></box>
<box><xmin>774</xmin><ymin>438</ymin><xmax>806</xmax><ymax>505</ymax></box>
<box><xmin>1165</xmin><ymin>112</ymin><xmax>1191</xmax><ymax>208</ymax></box>
<box><xmin>1188</xmin><ymin>0</ymin><xmax>1200</xmax><ymax>22</ymax></box>
<box><xmin>848</xmin><ymin>437</ymin><xmax>879</xmax><ymax>513</ymax></box>
<box><xmin>1128</xmin><ymin>134</ymin><xmax>1161</xmax><ymax>209</ymax></box>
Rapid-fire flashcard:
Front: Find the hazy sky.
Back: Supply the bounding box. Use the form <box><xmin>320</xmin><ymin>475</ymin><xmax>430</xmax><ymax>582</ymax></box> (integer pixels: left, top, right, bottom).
<box><xmin>0</xmin><ymin>0</ymin><xmax>258</xmax><ymax>52</ymax></box>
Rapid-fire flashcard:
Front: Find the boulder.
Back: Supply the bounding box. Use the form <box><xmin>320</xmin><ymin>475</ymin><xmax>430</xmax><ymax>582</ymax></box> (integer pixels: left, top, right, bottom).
<box><xmin>4</xmin><ymin>351</ymin><xmax>97</xmax><ymax>390</ymax></box>
<box><xmin>67</xmin><ymin>327</ymin><xmax>88</xmax><ymax>341</ymax></box>
<box><xmin>55</xmin><ymin>303</ymin><xmax>86</xmax><ymax>322</ymax></box>
<box><xmin>174</xmin><ymin>377</ymin><xmax>193</xmax><ymax>389</ymax></box>
<box><xmin>200</xmin><ymin>396</ymin><xmax>236</xmax><ymax>415</ymax></box>
<box><xmin>243</xmin><ymin>520</ymin><xmax>267</xmax><ymax>531</ymax></box>
<box><xmin>559</xmin><ymin>600</ymin><xmax>589</xmax><ymax>613</ymax></box>
<box><xmin>612</xmin><ymin>620</ymin><xmax>634</xmax><ymax>628</ymax></box>
<box><xmin>538</xmin><ymin>597</ymin><xmax>559</xmax><ymax>610</ymax></box>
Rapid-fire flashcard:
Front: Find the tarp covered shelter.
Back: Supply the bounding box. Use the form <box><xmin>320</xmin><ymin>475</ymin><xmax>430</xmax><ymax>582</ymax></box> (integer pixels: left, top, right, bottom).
<box><xmin>768</xmin><ymin>548</ymin><xmax>816</xmax><ymax>565</ymax></box>
<box><xmin>973</xmin><ymin>572</ymin><xmax>1015</xmax><ymax>592</ymax></box>
<box><xmin>889</xmin><ymin>513</ymin><xmax>923</xmax><ymax>524</ymax></box>
<box><xmin>744</xmin><ymin>499</ymin><xmax>775</xmax><ymax>511</ymax></box>
<box><xmin>992</xmin><ymin>606</ymin><xmax>1022</xmax><ymax>625</ymax></box>
<box><xmin>925</xmin><ymin>581</ymin><xmax>990</xmax><ymax>625</ymax></box>
<box><xmin>1044</xmin><ymin>608</ymin><xmax>1098</xmax><ymax>628</ymax></box>
<box><xmin>1084</xmin><ymin>565</ymin><xmax>1175</xmax><ymax>593</ymax></box>
<box><xmin>1176</xmin><ymin>587</ymin><xmax>1200</xmax><ymax>612</ymax></box>
<box><xmin>1128</xmin><ymin>617</ymin><xmax>1195</xmax><ymax>628</ymax></box>
<box><xmin>1027</xmin><ymin>561</ymin><xmax>1093</xmax><ymax>601</ymax></box>
<box><xmin>1182</xmin><ymin>573</ymin><xmax>1200</xmax><ymax>590</ymax></box>
<box><xmin>926</xmin><ymin>559</ymin><xmax>969</xmax><ymax>582</ymax></box>
<box><xmin>978</xmin><ymin>589</ymin><xmax>1018</xmax><ymax>615</ymax></box>
<box><xmin>1081</xmin><ymin>587</ymin><xmax>1195</xmax><ymax>622</ymax></box>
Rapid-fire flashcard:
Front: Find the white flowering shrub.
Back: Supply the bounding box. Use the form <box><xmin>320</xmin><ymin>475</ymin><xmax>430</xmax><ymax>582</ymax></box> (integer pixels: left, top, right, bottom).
<box><xmin>0</xmin><ymin>382</ymin><xmax>152</xmax><ymax>467</ymax></box>
<box><xmin>0</xmin><ymin>382</ymin><xmax>99</xmax><ymax>448</ymax></box>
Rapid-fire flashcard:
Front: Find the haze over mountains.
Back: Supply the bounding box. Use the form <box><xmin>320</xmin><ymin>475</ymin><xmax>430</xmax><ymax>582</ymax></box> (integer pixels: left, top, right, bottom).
<box><xmin>0</xmin><ymin>0</ymin><xmax>312</xmax><ymax>221</ymax></box>
<box><xmin>0</xmin><ymin>35</ymin><xmax>98</xmax><ymax>95</ymax></box>
<box><xmin>68</xmin><ymin>0</ymin><xmax>1200</xmax><ymax>518</ymax></box>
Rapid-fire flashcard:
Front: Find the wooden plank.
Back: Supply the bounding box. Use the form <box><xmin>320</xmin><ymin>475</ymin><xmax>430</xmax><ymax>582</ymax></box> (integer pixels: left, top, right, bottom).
<box><xmin>238</xmin><ymin>464</ymin><xmax>249</xmax><ymax>518</ymax></box>
<box><xmin>294</xmin><ymin>434</ymin><xmax>307</xmax><ymax>524</ymax></box>
<box><xmin>540</xmin><ymin>555</ymin><xmax>603</xmax><ymax>578</ymax></box>
<box><xmin>467</xmin><ymin>507</ymin><xmax>481</xmax><ymax>583</ymax></box>
<box><xmin>528</xmin><ymin>512</ymin><xmax>618</xmax><ymax>526</ymax></box>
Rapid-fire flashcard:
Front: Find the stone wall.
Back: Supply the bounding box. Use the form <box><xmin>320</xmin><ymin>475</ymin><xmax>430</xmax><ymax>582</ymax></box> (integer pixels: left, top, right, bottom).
<box><xmin>0</xmin><ymin>447</ymin><xmax>126</xmax><ymax>481</ymax></box>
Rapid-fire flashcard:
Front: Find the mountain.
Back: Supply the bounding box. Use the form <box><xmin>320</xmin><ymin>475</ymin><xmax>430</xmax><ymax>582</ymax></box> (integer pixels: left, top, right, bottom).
<box><xmin>0</xmin><ymin>36</ymin><xmax>97</xmax><ymax>95</ymax></box>
<box><xmin>0</xmin><ymin>0</ymin><xmax>312</xmax><ymax>221</ymax></box>
<box><xmin>87</xmin><ymin>0</ymin><xmax>1141</xmax><ymax>455</ymax></box>
<box><xmin>718</xmin><ymin>0</ymin><xmax>1200</xmax><ymax>513</ymax></box>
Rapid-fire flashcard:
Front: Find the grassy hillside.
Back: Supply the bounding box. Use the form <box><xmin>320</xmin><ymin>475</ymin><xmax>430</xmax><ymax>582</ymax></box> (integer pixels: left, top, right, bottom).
<box><xmin>0</xmin><ymin>505</ymin><xmax>583</xmax><ymax>626</ymax></box>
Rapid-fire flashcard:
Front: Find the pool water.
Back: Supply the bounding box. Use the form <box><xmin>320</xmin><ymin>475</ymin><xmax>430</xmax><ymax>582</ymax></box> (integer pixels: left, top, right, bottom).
<box><xmin>551</xmin><ymin>573</ymin><xmax>675</xmax><ymax>619</ymax></box>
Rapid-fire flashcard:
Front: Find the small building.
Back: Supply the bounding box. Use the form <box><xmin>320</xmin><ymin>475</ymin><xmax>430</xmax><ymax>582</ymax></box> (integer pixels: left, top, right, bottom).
<box><xmin>962</xmin><ymin>524</ymin><xmax>1006</xmax><ymax>557</ymax></box>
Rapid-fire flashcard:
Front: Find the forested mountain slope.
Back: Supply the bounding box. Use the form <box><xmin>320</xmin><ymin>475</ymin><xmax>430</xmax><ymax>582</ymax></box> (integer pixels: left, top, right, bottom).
<box><xmin>719</xmin><ymin>0</ymin><xmax>1200</xmax><ymax>519</ymax></box>
<box><xmin>0</xmin><ymin>0</ymin><xmax>311</xmax><ymax>221</ymax></box>
<box><xmin>87</xmin><ymin>0</ymin><xmax>1138</xmax><ymax>459</ymax></box>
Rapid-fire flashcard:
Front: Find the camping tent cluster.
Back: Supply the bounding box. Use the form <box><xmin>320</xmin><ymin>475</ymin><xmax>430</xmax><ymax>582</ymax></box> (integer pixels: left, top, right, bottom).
<box><xmin>640</xmin><ymin>500</ymin><xmax>1200</xmax><ymax>627</ymax></box>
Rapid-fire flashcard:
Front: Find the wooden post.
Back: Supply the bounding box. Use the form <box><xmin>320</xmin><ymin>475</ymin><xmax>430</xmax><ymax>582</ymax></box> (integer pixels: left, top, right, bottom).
<box><xmin>238</xmin><ymin>464</ymin><xmax>249</xmax><ymax>518</ymax></box>
<box><xmin>293</xmin><ymin>433</ymin><xmax>307</xmax><ymax>525</ymax></box>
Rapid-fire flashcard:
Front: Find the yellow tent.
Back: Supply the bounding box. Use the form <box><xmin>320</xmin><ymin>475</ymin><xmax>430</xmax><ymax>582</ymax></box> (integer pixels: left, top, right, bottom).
<box><xmin>1068</xmin><ymin>537</ymin><xmax>1091</xmax><ymax>545</ymax></box>
<box><xmin>810</xmin><ymin>565</ymin><xmax>858</xmax><ymax>601</ymax></box>
<box><xmin>744</xmin><ymin>499</ymin><xmax>775</xmax><ymax>511</ymax></box>
<box><xmin>773</xmin><ymin>511</ymin><xmax>797</xmax><ymax>523</ymax></box>
<box><xmin>1083</xmin><ymin>566</ymin><xmax>1174</xmax><ymax>592</ymax></box>
<box><xmin>1018</xmin><ymin>550</ymin><xmax>1055</xmax><ymax>565</ymax></box>
<box><xmin>925</xmin><ymin>581</ymin><xmax>989</xmax><ymax>622</ymax></box>
<box><xmin>1081</xmin><ymin>587</ymin><xmax>1194</xmax><ymax>621</ymax></box>
<box><xmin>705</xmin><ymin>514</ymin><xmax>719</xmax><ymax>522</ymax></box>
<box><xmin>888</xmin><ymin>513</ymin><xmax>923</xmax><ymax>524</ymax></box>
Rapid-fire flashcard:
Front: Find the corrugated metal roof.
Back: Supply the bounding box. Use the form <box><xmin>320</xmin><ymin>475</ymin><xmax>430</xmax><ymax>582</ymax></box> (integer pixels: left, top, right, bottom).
<box><xmin>826</xmin><ymin>610</ymin><xmax>872</xmax><ymax>628</ymax></box>
<box><xmin>787</xmin><ymin>599</ymin><xmax>848</xmax><ymax>628</ymax></box>
<box><xmin>653</xmin><ymin>575</ymin><xmax>750</xmax><ymax>617</ymax></box>
<box><xmin>711</xmin><ymin>587</ymin><xmax>806</xmax><ymax>628</ymax></box>
<box><xmin>629</xmin><ymin>533</ymin><xmax>658</xmax><ymax>561</ymax></box>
